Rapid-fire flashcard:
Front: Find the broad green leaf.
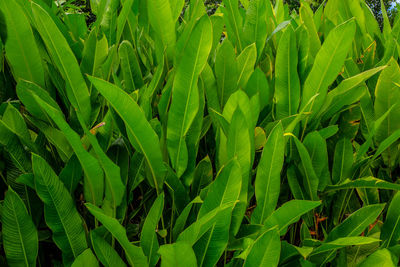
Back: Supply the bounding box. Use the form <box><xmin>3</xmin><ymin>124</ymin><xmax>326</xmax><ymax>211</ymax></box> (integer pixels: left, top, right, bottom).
<box><xmin>118</xmin><ymin>40</ymin><xmax>143</xmax><ymax>93</ymax></box>
<box><xmin>91</xmin><ymin>231</ymin><xmax>126</xmax><ymax>267</ymax></box>
<box><xmin>75</xmin><ymin>112</ymin><xmax>125</xmax><ymax>217</ymax></box>
<box><xmin>158</xmin><ymin>242</ymin><xmax>197</xmax><ymax>267</ymax></box>
<box><xmin>301</xmin><ymin>19</ymin><xmax>356</xmax><ymax>115</ymax></box>
<box><xmin>242</xmin><ymin>0</ymin><xmax>268</xmax><ymax>59</ymax></box>
<box><xmin>85</xmin><ymin>204</ymin><xmax>148</xmax><ymax>267</ymax></box>
<box><xmin>359</xmin><ymin>249</ymin><xmax>396</xmax><ymax>267</ymax></box>
<box><xmin>264</xmin><ymin>200</ymin><xmax>321</xmax><ymax>235</ymax></box>
<box><xmin>325</xmin><ymin>177</ymin><xmax>400</xmax><ymax>192</ymax></box>
<box><xmin>195</xmin><ymin>159</ymin><xmax>241</xmax><ymax>266</ymax></box>
<box><xmin>326</xmin><ymin>204</ymin><xmax>385</xmax><ymax>242</ymax></box>
<box><xmin>332</xmin><ymin>138</ymin><xmax>353</xmax><ymax>184</ymax></box>
<box><xmin>167</xmin><ymin>15</ymin><xmax>212</xmax><ymax>177</ymax></box>
<box><xmin>252</xmin><ymin>123</ymin><xmax>285</xmax><ymax>224</ymax></box>
<box><xmin>191</xmin><ymin>157</ymin><xmax>213</xmax><ymax>199</ymax></box>
<box><xmin>32</xmin><ymin>154</ymin><xmax>87</xmax><ymax>263</ymax></box>
<box><xmin>236</xmin><ymin>43</ymin><xmax>257</xmax><ymax>89</ymax></box>
<box><xmin>245</xmin><ymin>67</ymin><xmax>271</xmax><ymax>110</ymax></box>
<box><xmin>147</xmin><ymin>0</ymin><xmax>176</xmax><ymax>60</ymax></box>
<box><xmin>299</xmin><ymin>3</ymin><xmax>321</xmax><ymax>61</ymax></box>
<box><xmin>88</xmin><ymin>76</ymin><xmax>166</xmax><ymax>190</ymax></box>
<box><xmin>31</xmin><ymin>93</ymin><xmax>104</xmax><ymax>206</ymax></box>
<box><xmin>243</xmin><ymin>228</ymin><xmax>280</xmax><ymax>267</ymax></box>
<box><xmin>374</xmin><ymin>58</ymin><xmax>400</xmax><ymax>167</ymax></box>
<box><xmin>71</xmin><ymin>249</ymin><xmax>99</xmax><ymax>267</ymax></box>
<box><xmin>141</xmin><ymin>193</ymin><xmax>164</xmax><ymax>267</ymax></box>
<box><xmin>381</xmin><ymin>192</ymin><xmax>400</xmax><ymax>248</ymax></box>
<box><xmin>275</xmin><ymin>25</ymin><xmax>300</xmax><ymax>119</ymax></box>
<box><xmin>222</xmin><ymin>0</ymin><xmax>243</xmax><ymax>51</ymax></box>
<box><xmin>31</xmin><ymin>3</ymin><xmax>91</xmax><ymax>124</ymax></box>
<box><xmin>215</xmin><ymin>40</ymin><xmax>238</xmax><ymax>108</ymax></box>
<box><xmin>312</xmin><ymin>237</ymin><xmax>381</xmax><ymax>255</ymax></box>
<box><xmin>2</xmin><ymin>187</ymin><xmax>38</xmax><ymax>267</ymax></box>
<box><xmin>293</xmin><ymin>136</ymin><xmax>319</xmax><ymax>201</ymax></box>
<box><xmin>0</xmin><ymin>0</ymin><xmax>44</xmax><ymax>87</ymax></box>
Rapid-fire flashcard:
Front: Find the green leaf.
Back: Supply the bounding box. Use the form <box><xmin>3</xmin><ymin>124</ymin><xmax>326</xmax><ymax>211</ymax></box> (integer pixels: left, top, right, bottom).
<box><xmin>222</xmin><ymin>0</ymin><xmax>243</xmax><ymax>51</ymax></box>
<box><xmin>32</xmin><ymin>154</ymin><xmax>88</xmax><ymax>263</ymax></box>
<box><xmin>0</xmin><ymin>0</ymin><xmax>45</xmax><ymax>87</ymax></box>
<box><xmin>31</xmin><ymin>93</ymin><xmax>104</xmax><ymax>206</ymax></box>
<box><xmin>252</xmin><ymin>123</ymin><xmax>285</xmax><ymax>224</ymax></box>
<box><xmin>91</xmin><ymin>231</ymin><xmax>126</xmax><ymax>267</ymax></box>
<box><xmin>118</xmin><ymin>40</ymin><xmax>143</xmax><ymax>93</ymax></box>
<box><xmin>88</xmin><ymin>76</ymin><xmax>165</xmax><ymax>191</ymax></box>
<box><xmin>301</xmin><ymin>19</ymin><xmax>356</xmax><ymax>115</ymax></box>
<box><xmin>325</xmin><ymin>177</ymin><xmax>400</xmax><ymax>192</ymax></box>
<box><xmin>215</xmin><ymin>40</ymin><xmax>238</xmax><ymax>108</ymax></box>
<box><xmin>2</xmin><ymin>187</ymin><xmax>38</xmax><ymax>267</ymax></box>
<box><xmin>158</xmin><ymin>242</ymin><xmax>197</xmax><ymax>267</ymax></box>
<box><xmin>326</xmin><ymin>204</ymin><xmax>385</xmax><ymax>242</ymax></box>
<box><xmin>381</xmin><ymin>192</ymin><xmax>400</xmax><ymax>248</ymax></box>
<box><xmin>141</xmin><ymin>193</ymin><xmax>164</xmax><ymax>266</ymax></box>
<box><xmin>242</xmin><ymin>0</ymin><xmax>268</xmax><ymax>59</ymax></box>
<box><xmin>264</xmin><ymin>200</ymin><xmax>321</xmax><ymax>235</ymax></box>
<box><xmin>31</xmin><ymin>3</ymin><xmax>91</xmax><ymax>124</ymax></box>
<box><xmin>292</xmin><ymin>136</ymin><xmax>319</xmax><ymax>201</ymax></box>
<box><xmin>243</xmin><ymin>228</ymin><xmax>280</xmax><ymax>267</ymax></box>
<box><xmin>85</xmin><ymin>204</ymin><xmax>148</xmax><ymax>267</ymax></box>
<box><xmin>236</xmin><ymin>43</ymin><xmax>257</xmax><ymax>89</ymax></box>
<box><xmin>167</xmin><ymin>15</ymin><xmax>212</xmax><ymax>177</ymax></box>
<box><xmin>332</xmin><ymin>138</ymin><xmax>353</xmax><ymax>184</ymax></box>
<box><xmin>71</xmin><ymin>249</ymin><xmax>99</xmax><ymax>267</ymax></box>
<box><xmin>275</xmin><ymin>25</ymin><xmax>300</xmax><ymax>119</ymax></box>
<box><xmin>147</xmin><ymin>0</ymin><xmax>176</xmax><ymax>60</ymax></box>
<box><xmin>195</xmin><ymin>159</ymin><xmax>241</xmax><ymax>266</ymax></box>
<box><xmin>358</xmin><ymin>249</ymin><xmax>396</xmax><ymax>267</ymax></box>
<box><xmin>312</xmin><ymin>237</ymin><xmax>381</xmax><ymax>255</ymax></box>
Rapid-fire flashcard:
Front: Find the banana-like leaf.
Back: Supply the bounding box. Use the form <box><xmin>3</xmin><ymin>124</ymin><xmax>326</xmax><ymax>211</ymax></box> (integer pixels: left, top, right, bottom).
<box><xmin>236</xmin><ymin>43</ymin><xmax>257</xmax><ymax>89</ymax></box>
<box><xmin>118</xmin><ymin>41</ymin><xmax>143</xmax><ymax>93</ymax></box>
<box><xmin>301</xmin><ymin>19</ymin><xmax>356</xmax><ymax>115</ymax></box>
<box><xmin>88</xmin><ymin>76</ymin><xmax>165</xmax><ymax>190</ymax></box>
<box><xmin>32</xmin><ymin>154</ymin><xmax>88</xmax><ymax>264</ymax></box>
<box><xmin>374</xmin><ymin>58</ymin><xmax>400</xmax><ymax>168</ymax></box>
<box><xmin>31</xmin><ymin>3</ymin><xmax>91</xmax><ymax>124</ymax></box>
<box><xmin>299</xmin><ymin>3</ymin><xmax>321</xmax><ymax>61</ymax></box>
<box><xmin>167</xmin><ymin>15</ymin><xmax>212</xmax><ymax>177</ymax></box>
<box><xmin>0</xmin><ymin>0</ymin><xmax>45</xmax><ymax>87</ymax></box>
<box><xmin>147</xmin><ymin>0</ymin><xmax>176</xmax><ymax>60</ymax></box>
<box><xmin>158</xmin><ymin>242</ymin><xmax>197</xmax><ymax>267</ymax></box>
<box><xmin>141</xmin><ymin>193</ymin><xmax>164</xmax><ymax>267</ymax></box>
<box><xmin>31</xmin><ymin>93</ymin><xmax>104</xmax><ymax>206</ymax></box>
<box><xmin>381</xmin><ymin>191</ymin><xmax>400</xmax><ymax>247</ymax></box>
<box><xmin>332</xmin><ymin>138</ymin><xmax>353</xmax><ymax>184</ymax></box>
<box><xmin>252</xmin><ymin>123</ymin><xmax>285</xmax><ymax>224</ymax></box>
<box><xmin>326</xmin><ymin>204</ymin><xmax>385</xmax><ymax>242</ymax></box>
<box><xmin>71</xmin><ymin>249</ymin><xmax>99</xmax><ymax>267</ymax></box>
<box><xmin>325</xmin><ymin>177</ymin><xmax>400</xmax><ymax>192</ymax></box>
<box><xmin>91</xmin><ymin>231</ymin><xmax>126</xmax><ymax>267</ymax></box>
<box><xmin>85</xmin><ymin>204</ymin><xmax>148</xmax><ymax>267</ymax></box>
<box><xmin>2</xmin><ymin>187</ymin><xmax>38</xmax><ymax>267</ymax></box>
<box><xmin>222</xmin><ymin>0</ymin><xmax>244</xmax><ymax>51</ymax></box>
<box><xmin>215</xmin><ymin>40</ymin><xmax>238</xmax><ymax>108</ymax></box>
<box><xmin>311</xmin><ymin>237</ymin><xmax>381</xmax><ymax>256</ymax></box>
<box><xmin>275</xmin><ymin>25</ymin><xmax>300</xmax><ymax>119</ymax></box>
<box><xmin>358</xmin><ymin>249</ymin><xmax>397</xmax><ymax>267</ymax></box>
<box><xmin>264</xmin><ymin>200</ymin><xmax>321</xmax><ymax>235</ymax></box>
<box><xmin>243</xmin><ymin>228</ymin><xmax>280</xmax><ymax>267</ymax></box>
<box><xmin>195</xmin><ymin>159</ymin><xmax>241</xmax><ymax>266</ymax></box>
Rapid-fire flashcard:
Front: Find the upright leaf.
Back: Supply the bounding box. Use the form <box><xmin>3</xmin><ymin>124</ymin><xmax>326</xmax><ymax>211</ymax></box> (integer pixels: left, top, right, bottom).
<box><xmin>381</xmin><ymin>192</ymin><xmax>400</xmax><ymax>248</ymax></box>
<box><xmin>243</xmin><ymin>228</ymin><xmax>280</xmax><ymax>267</ymax></box>
<box><xmin>2</xmin><ymin>187</ymin><xmax>38</xmax><ymax>267</ymax></box>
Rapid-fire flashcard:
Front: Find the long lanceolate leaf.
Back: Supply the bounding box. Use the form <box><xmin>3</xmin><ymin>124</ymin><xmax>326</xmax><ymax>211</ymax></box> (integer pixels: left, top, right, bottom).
<box><xmin>167</xmin><ymin>15</ymin><xmax>213</xmax><ymax>177</ymax></box>
<box><xmin>85</xmin><ymin>204</ymin><xmax>148</xmax><ymax>267</ymax></box>
<box><xmin>2</xmin><ymin>187</ymin><xmax>38</xmax><ymax>267</ymax></box>
<box><xmin>252</xmin><ymin>123</ymin><xmax>285</xmax><ymax>224</ymax></box>
<box><xmin>31</xmin><ymin>3</ymin><xmax>91</xmax><ymax>124</ymax></box>
<box><xmin>381</xmin><ymin>192</ymin><xmax>400</xmax><ymax>248</ymax></box>
<box><xmin>0</xmin><ymin>0</ymin><xmax>45</xmax><ymax>87</ymax></box>
<box><xmin>31</xmin><ymin>94</ymin><xmax>104</xmax><ymax>206</ymax></box>
<box><xmin>275</xmin><ymin>25</ymin><xmax>300</xmax><ymax>119</ymax></box>
<box><xmin>301</xmin><ymin>19</ymin><xmax>356</xmax><ymax>115</ymax></box>
<box><xmin>32</xmin><ymin>154</ymin><xmax>88</xmax><ymax>264</ymax></box>
<box><xmin>88</xmin><ymin>76</ymin><xmax>166</xmax><ymax>191</ymax></box>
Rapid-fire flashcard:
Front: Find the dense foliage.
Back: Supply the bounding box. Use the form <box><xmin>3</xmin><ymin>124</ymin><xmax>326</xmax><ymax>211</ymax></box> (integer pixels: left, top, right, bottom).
<box><xmin>1</xmin><ymin>0</ymin><xmax>400</xmax><ymax>266</ymax></box>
